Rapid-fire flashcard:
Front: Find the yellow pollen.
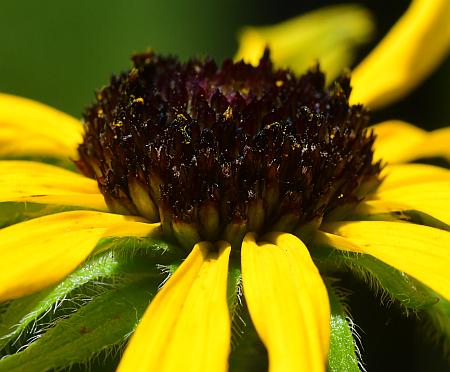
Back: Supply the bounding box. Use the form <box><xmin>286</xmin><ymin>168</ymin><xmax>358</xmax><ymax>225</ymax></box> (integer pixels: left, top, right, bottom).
<box><xmin>224</xmin><ymin>106</ymin><xmax>233</xmax><ymax>120</ymax></box>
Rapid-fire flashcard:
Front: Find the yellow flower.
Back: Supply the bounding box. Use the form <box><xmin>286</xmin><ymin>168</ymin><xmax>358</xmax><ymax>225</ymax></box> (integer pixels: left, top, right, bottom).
<box><xmin>1</xmin><ymin>1</ymin><xmax>450</xmax><ymax>371</ymax></box>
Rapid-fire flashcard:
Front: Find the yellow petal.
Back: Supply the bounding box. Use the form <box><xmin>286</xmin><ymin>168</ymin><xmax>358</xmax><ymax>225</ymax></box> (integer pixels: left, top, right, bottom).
<box><xmin>320</xmin><ymin>221</ymin><xmax>450</xmax><ymax>300</ymax></box>
<box><xmin>371</xmin><ymin>121</ymin><xmax>450</xmax><ymax>163</ymax></box>
<box><xmin>351</xmin><ymin>0</ymin><xmax>450</xmax><ymax>109</ymax></box>
<box><xmin>0</xmin><ymin>160</ymin><xmax>107</xmax><ymax>210</ymax></box>
<box><xmin>379</xmin><ymin>163</ymin><xmax>450</xmax><ymax>191</ymax></box>
<box><xmin>235</xmin><ymin>5</ymin><xmax>374</xmax><ymax>81</ymax></box>
<box><xmin>373</xmin><ymin>181</ymin><xmax>450</xmax><ymax>226</ymax></box>
<box><xmin>348</xmin><ymin>199</ymin><xmax>411</xmax><ymax>219</ymax></box>
<box><xmin>0</xmin><ymin>211</ymin><xmax>159</xmax><ymax>301</ymax></box>
<box><xmin>241</xmin><ymin>232</ymin><xmax>329</xmax><ymax>372</ymax></box>
<box><xmin>118</xmin><ymin>241</ymin><xmax>231</xmax><ymax>372</ymax></box>
<box><xmin>371</xmin><ymin>121</ymin><xmax>427</xmax><ymax>163</ymax></box>
<box><xmin>408</xmin><ymin>127</ymin><xmax>450</xmax><ymax>162</ymax></box>
<box><xmin>0</xmin><ymin>93</ymin><xmax>83</xmax><ymax>159</ymax></box>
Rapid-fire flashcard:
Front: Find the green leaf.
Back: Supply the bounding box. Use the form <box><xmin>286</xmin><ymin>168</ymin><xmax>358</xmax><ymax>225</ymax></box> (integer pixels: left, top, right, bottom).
<box><xmin>0</xmin><ymin>252</ymin><xmax>121</xmax><ymax>351</ymax></box>
<box><xmin>0</xmin><ymin>276</ymin><xmax>159</xmax><ymax>372</ymax></box>
<box><xmin>326</xmin><ymin>283</ymin><xmax>361</xmax><ymax>372</ymax></box>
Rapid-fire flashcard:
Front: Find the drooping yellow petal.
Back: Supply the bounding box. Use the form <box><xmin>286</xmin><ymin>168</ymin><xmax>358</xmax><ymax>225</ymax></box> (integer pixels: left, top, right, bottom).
<box><xmin>407</xmin><ymin>127</ymin><xmax>450</xmax><ymax>162</ymax></box>
<box><xmin>373</xmin><ymin>181</ymin><xmax>450</xmax><ymax>226</ymax></box>
<box><xmin>0</xmin><ymin>93</ymin><xmax>83</xmax><ymax>159</ymax></box>
<box><xmin>0</xmin><ymin>160</ymin><xmax>107</xmax><ymax>210</ymax></box>
<box><xmin>320</xmin><ymin>221</ymin><xmax>450</xmax><ymax>300</ymax></box>
<box><xmin>235</xmin><ymin>5</ymin><xmax>374</xmax><ymax>81</ymax></box>
<box><xmin>241</xmin><ymin>232</ymin><xmax>329</xmax><ymax>372</ymax></box>
<box><xmin>371</xmin><ymin>121</ymin><xmax>427</xmax><ymax>163</ymax></box>
<box><xmin>371</xmin><ymin>121</ymin><xmax>450</xmax><ymax>163</ymax></box>
<box><xmin>379</xmin><ymin>163</ymin><xmax>450</xmax><ymax>191</ymax></box>
<box><xmin>118</xmin><ymin>241</ymin><xmax>231</xmax><ymax>372</ymax></box>
<box><xmin>0</xmin><ymin>211</ymin><xmax>160</xmax><ymax>301</ymax></box>
<box><xmin>351</xmin><ymin>0</ymin><xmax>450</xmax><ymax>109</ymax></box>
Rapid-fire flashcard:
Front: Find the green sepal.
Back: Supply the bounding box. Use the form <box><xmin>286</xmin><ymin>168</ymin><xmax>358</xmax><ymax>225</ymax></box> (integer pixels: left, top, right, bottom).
<box><xmin>227</xmin><ymin>263</ymin><xmax>242</xmax><ymax>346</ymax></box>
<box><xmin>96</xmin><ymin>235</ymin><xmax>182</xmax><ymax>264</ymax></box>
<box><xmin>326</xmin><ymin>283</ymin><xmax>361</xmax><ymax>372</ymax></box>
<box><xmin>345</xmin><ymin>254</ymin><xmax>439</xmax><ymax>311</ymax></box>
<box><xmin>0</xmin><ymin>252</ymin><xmax>121</xmax><ymax>351</ymax></box>
<box><xmin>226</xmin><ymin>260</ymin><xmax>268</xmax><ymax>371</ymax></box>
<box><xmin>227</xmin><ymin>265</ymin><xmax>241</xmax><ymax>312</ymax></box>
<box><xmin>0</xmin><ymin>275</ymin><xmax>159</xmax><ymax>372</ymax></box>
<box><xmin>0</xmin><ymin>155</ymin><xmax>76</xmax><ymax>170</ymax></box>
<box><xmin>0</xmin><ymin>233</ymin><xmax>179</xmax><ymax>354</ymax></box>
<box><xmin>228</xmin><ymin>296</ymin><xmax>268</xmax><ymax>372</ymax></box>
<box><xmin>0</xmin><ymin>202</ymin><xmax>81</xmax><ymax>228</ymax></box>
<box><xmin>422</xmin><ymin>295</ymin><xmax>450</xmax><ymax>356</ymax></box>
<box><xmin>339</xmin><ymin>205</ymin><xmax>450</xmax><ymax>232</ymax></box>
<box><xmin>401</xmin><ymin>210</ymin><xmax>450</xmax><ymax>232</ymax></box>
<box><xmin>313</xmin><ymin>245</ymin><xmax>439</xmax><ymax>311</ymax></box>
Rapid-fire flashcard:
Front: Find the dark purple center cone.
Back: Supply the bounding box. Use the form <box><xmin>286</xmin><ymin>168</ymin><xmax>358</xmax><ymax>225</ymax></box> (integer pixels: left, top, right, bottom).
<box><xmin>77</xmin><ymin>50</ymin><xmax>381</xmax><ymax>248</ymax></box>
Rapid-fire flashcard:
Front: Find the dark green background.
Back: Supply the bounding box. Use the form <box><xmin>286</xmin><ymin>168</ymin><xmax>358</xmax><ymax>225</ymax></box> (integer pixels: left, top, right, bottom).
<box><xmin>0</xmin><ymin>0</ymin><xmax>247</xmax><ymax>116</ymax></box>
<box><xmin>1</xmin><ymin>0</ymin><xmax>449</xmax><ymax>129</ymax></box>
<box><xmin>1</xmin><ymin>1</ymin><xmax>449</xmax><ymax>371</ymax></box>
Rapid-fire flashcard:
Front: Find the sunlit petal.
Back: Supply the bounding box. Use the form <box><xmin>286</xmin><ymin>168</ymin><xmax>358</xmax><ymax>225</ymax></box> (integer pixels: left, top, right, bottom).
<box><xmin>0</xmin><ymin>211</ymin><xmax>159</xmax><ymax>301</ymax></box>
<box><xmin>320</xmin><ymin>221</ymin><xmax>450</xmax><ymax>300</ymax></box>
<box><xmin>351</xmin><ymin>0</ymin><xmax>450</xmax><ymax>108</ymax></box>
<box><xmin>371</xmin><ymin>121</ymin><xmax>427</xmax><ymax>163</ymax></box>
<box><xmin>0</xmin><ymin>93</ymin><xmax>83</xmax><ymax>159</ymax></box>
<box><xmin>0</xmin><ymin>160</ymin><xmax>106</xmax><ymax>210</ymax></box>
<box><xmin>371</xmin><ymin>121</ymin><xmax>450</xmax><ymax>163</ymax></box>
<box><xmin>379</xmin><ymin>163</ymin><xmax>450</xmax><ymax>191</ymax></box>
<box><xmin>118</xmin><ymin>241</ymin><xmax>231</xmax><ymax>372</ymax></box>
<box><xmin>408</xmin><ymin>127</ymin><xmax>450</xmax><ymax>162</ymax></box>
<box><xmin>373</xmin><ymin>182</ymin><xmax>450</xmax><ymax>226</ymax></box>
<box><xmin>241</xmin><ymin>232</ymin><xmax>329</xmax><ymax>372</ymax></box>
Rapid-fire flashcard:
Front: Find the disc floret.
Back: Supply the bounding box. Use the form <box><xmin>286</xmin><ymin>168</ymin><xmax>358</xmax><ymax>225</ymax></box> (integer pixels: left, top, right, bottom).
<box><xmin>77</xmin><ymin>50</ymin><xmax>381</xmax><ymax>248</ymax></box>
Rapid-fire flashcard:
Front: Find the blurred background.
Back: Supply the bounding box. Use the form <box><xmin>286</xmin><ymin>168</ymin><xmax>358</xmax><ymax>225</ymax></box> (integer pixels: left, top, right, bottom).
<box><xmin>1</xmin><ymin>1</ymin><xmax>449</xmax><ymax>371</ymax></box>
<box><xmin>1</xmin><ymin>0</ymin><xmax>449</xmax><ymax>130</ymax></box>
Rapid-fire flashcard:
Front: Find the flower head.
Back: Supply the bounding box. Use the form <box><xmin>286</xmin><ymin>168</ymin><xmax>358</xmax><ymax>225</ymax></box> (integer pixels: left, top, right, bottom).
<box><xmin>77</xmin><ymin>50</ymin><xmax>380</xmax><ymax>249</ymax></box>
<box><xmin>1</xmin><ymin>1</ymin><xmax>450</xmax><ymax>372</ymax></box>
